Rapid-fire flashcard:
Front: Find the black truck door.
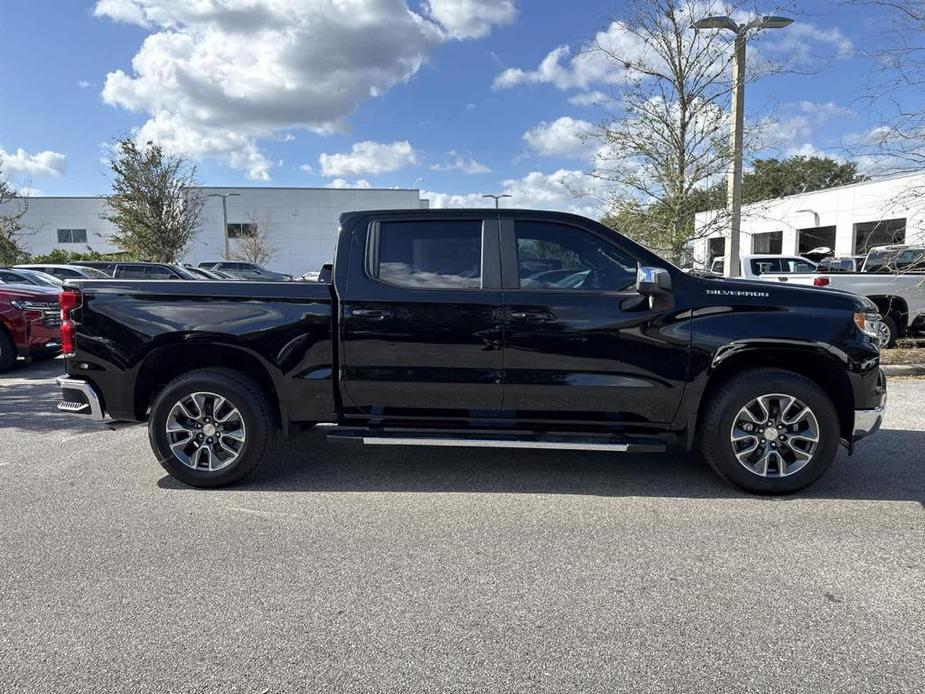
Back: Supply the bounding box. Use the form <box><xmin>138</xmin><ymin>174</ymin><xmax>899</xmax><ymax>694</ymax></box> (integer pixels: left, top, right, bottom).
<box><xmin>340</xmin><ymin>215</ymin><xmax>504</xmax><ymax>419</ymax></box>
<box><xmin>499</xmin><ymin>217</ymin><xmax>690</xmax><ymax>425</ymax></box>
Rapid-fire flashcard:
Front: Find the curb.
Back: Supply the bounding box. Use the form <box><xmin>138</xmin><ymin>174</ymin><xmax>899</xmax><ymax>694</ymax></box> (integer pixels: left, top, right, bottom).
<box><xmin>882</xmin><ymin>363</ymin><xmax>925</xmax><ymax>376</ymax></box>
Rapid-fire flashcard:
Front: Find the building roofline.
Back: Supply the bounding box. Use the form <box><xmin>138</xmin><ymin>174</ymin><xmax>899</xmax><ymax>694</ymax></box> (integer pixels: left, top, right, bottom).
<box><xmin>695</xmin><ymin>169</ymin><xmax>925</xmax><ymax>217</ymax></box>
<box><xmin>17</xmin><ymin>186</ymin><xmax>424</xmax><ymax>199</ymax></box>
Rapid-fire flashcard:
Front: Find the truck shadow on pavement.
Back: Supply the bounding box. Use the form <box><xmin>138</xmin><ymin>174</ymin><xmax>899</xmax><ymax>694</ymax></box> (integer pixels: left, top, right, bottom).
<box><xmin>0</xmin><ymin>360</ymin><xmax>115</xmax><ymax>436</ymax></box>
<box><xmin>160</xmin><ymin>425</ymin><xmax>925</xmax><ymax>503</ymax></box>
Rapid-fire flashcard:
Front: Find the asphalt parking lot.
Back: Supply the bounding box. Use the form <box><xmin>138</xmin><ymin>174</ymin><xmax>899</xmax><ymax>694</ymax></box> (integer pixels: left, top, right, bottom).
<box><xmin>1</xmin><ymin>359</ymin><xmax>923</xmax><ymax>693</ymax></box>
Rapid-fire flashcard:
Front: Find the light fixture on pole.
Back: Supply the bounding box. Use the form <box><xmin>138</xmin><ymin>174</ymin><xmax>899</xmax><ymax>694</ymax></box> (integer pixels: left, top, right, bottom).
<box><xmin>482</xmin><ymin>193</ymin><xmax>512</xmax><ymax>209</ymax></box>
<box><xmin>206</xmin><ymin>192</ymin><xmax>240</xmax><ymax>260</ymax></box>
<box><xmin>693</xmin><ymin>15</ymin><xmax>793</xmax><ymax>278</ymax></box>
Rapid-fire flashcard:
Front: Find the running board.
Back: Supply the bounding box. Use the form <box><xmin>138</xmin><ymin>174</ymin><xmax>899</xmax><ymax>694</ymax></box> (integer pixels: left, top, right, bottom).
<box><xmin>327</xmin><ymin>428</ymin><xmax>667</xmax><ymax>453</ymax></box>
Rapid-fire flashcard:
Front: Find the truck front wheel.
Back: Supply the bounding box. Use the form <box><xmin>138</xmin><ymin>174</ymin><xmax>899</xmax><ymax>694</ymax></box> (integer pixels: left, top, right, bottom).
<box><xmin>149</xmin><ymin>368</ymin><xmax>275</xmax><ymax>488</ymax></box>
<box><xmin>700</xmin><ymin>369</ymin><xmax>840</xmax><ymax>494</ymax></box>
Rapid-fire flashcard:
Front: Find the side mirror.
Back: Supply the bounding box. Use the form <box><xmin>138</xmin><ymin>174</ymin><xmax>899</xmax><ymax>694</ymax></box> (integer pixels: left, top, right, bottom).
<box><xmin>636</xmin><ymin>265</ymin><xmax>673</xmax><ymax>310</ymax></box>
<box><xmin>636</xmin><ymin>265</ymin><xmax>672</xmax><ymax>295</ymax></box>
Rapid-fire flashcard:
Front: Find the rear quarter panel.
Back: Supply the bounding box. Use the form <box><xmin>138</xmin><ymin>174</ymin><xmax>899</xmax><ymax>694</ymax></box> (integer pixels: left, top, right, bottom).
<box><xmin>66</xmin><ymin>280</ymin><xmax>335</xmax><ymax>422</ymax></box>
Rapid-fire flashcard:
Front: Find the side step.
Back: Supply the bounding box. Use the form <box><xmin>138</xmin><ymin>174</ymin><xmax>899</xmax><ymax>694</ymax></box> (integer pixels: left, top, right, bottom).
<box><xmin>327</xmin><ymin>428</ymin><xmax>667</xmax><ymax>453</ymax></box>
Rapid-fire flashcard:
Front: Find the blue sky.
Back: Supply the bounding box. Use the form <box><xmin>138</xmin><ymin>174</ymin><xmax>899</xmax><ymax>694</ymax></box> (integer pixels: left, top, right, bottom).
<box><xmin>0</xmin><ymin>1</ymin><xmax>911</xmax><ymax>215</ymax></box>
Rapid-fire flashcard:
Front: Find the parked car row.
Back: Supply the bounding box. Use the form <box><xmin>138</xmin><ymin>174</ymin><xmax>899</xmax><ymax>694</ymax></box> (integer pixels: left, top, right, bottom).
<box><xmin>6</xmin><ymin>261</ymin><xmax>304</xmax><ymax>283</ymax></box>
<box><xmin>0</xmin><ymin>282</ymin><xmax>62</xmax><ymax>371</ymax></box>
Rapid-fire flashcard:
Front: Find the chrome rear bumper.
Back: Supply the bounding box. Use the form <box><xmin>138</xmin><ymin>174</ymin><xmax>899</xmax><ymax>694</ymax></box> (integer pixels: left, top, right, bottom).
<box><xmin>56</xmin><ymin>375</ymin><xmax>106</xmax><ymax>422</ymax></box>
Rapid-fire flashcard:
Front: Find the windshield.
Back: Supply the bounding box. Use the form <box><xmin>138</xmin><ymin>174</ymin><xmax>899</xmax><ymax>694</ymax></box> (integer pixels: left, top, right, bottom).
<box><xmin>83</xmin><ymin>267</ymin><xmax>112</xmax><ymax>278</ymax></box>
<box><xmin>25</xmin><ymin>270</ymin><xmax>63</xmax><ymax>286</ymax></box>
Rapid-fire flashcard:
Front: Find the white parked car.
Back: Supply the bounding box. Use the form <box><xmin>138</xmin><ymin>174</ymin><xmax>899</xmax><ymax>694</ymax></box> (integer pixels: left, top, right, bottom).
<box><xmin>709</xmin><ymin>254</ymin><xmax>818</xmax><ymax>280</ymax></box>
<box><xmin>761</xmin><ymin>245</ymin><xmax>925</xmax><ymax>347</ymax></box>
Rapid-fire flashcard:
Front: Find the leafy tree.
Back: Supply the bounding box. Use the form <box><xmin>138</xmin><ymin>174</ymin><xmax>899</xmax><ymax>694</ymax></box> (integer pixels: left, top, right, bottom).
<box><xmin>690</xmin><ymin>156</ymin><xmax>868</xmax><ymax>212</ymax></box>
<box><xmin>29</xmin><ymin>248</ymin><xmax>133</xmax><ymax>264</ymax></box>
<box><xmin>740</xmin><ymin>156</ymin><xmax>868</xmax><ymax>204</ymax></box>
<box><xmin>0</xmin><ymin>160</ymin><xmax>30</xmax><ymax>265</ymax></box>
<box><xmin>588</xmin><ymin>0</ymin><xmax>795</xmax><ymax>262</ymax></box>
<box><xmin>104</xmin><ymin>139</ymin><xmax>205</xmax><ymax>262</ymax></box>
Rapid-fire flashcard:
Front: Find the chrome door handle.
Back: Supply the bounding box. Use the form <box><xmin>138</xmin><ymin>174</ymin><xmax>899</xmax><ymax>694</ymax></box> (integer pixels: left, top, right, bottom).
<box><xmin>351</xmin><ymin>308</ymin><xmax>393</xmax><ymax>319</ymax></box>
<box><xmin>510</xmin><ymin>310</ymin><xmax>556</xmax><ymax>322</ymax></box>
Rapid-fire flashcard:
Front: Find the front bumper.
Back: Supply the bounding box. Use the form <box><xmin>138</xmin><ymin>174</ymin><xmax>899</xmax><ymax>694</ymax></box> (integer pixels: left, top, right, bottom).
<box><xmin>56</xmin><ymin>375</ymin><xmax>107</xmax><ymax>421</ymax></box>
<box><xmin>852</xmin><ymin>369</ymin><xmax>887</xmax><ymax>442</ymax></box>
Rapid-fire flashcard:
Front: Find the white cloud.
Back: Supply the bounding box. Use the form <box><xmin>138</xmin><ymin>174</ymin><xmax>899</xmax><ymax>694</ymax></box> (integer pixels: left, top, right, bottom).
<box><xmin>77</xmin><ymin>80</ymin><xmax>93</xmax><ymax>89</ymax></box>
<box><xmin>523</xmin><ymin>116</ymin><xmax>595</xmax><ymax>157</ymax></box>
<box><xmin>568</xmin><ymin>91</ymin><xmax>612</xmax><ymax>108</ymax></box>
<box><xmin>763</xmin><ymin>23</ymin><xmax>854</xmax><ymax>61</ymax></box>
<box><xmin>93</xmin><ymin>0</ymin><xmax>151</xmax><ymax>27</ymax></box>
<box><xmin>298</xmin><ymin>163</ymin><xmax>313</xmax><ymax>173</ymax></box>
<box><xmin>424</xmin><ymin>168</ymin><xmax>603</xmax><ymax>218</ymax></box>
<box><xmin>16</xmin><ymin>186</ymin><xmax>44</xmax><ymax>198</ymax></box>
<box><xmin>327</xmin><ymin>178</ymin><xmax>373</xmax><ymax>189</ymax></box>
<box><xmin>495</xmin><ymin>17</ymin><xmax>853</xmax><ymax>93</ymax></box>
<box><xmin>493</xmin><ymin>21</ymin><xmax>648</xmax><ymax>91</ymax></box>
<box><xmin>93</xmin><ymin>0</ymin><xmax>503</xmax><ymax>179</ymax></box>
<box><xmin>319</xmin><ymin>140</ymin><xmax>418</xmax><ymax>178</ymax></box>
<box><xmin>431</xmin><ymin>150</ymin><xmax>491</xmax><ymax>174</ymax></box>
<box><xmin>0</xmin><ymin>146</ymin><xmax>67</xmax><ymax>177</ymax></box>
<box><xmin>797</xmin><ymin>100</ymin><xmax>854</xmax><ymax>125</ymax></box>
<box><xmin>423</xmin><ymin>0</ymin><xmax>516</xmax><ymax>39</ymax></box>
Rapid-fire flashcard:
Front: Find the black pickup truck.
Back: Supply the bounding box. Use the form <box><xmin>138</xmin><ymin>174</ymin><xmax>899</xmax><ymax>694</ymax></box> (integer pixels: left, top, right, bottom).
<box><xmin>56</xmin><ymin>209</ymin><xmax>887</xmax><ymax>493</ymax></box>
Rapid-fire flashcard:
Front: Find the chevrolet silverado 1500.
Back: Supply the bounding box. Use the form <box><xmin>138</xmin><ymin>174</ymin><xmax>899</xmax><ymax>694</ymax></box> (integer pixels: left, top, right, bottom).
<box><xmin>55</xmin><ymin>209</ymin><xmax>887</xmax><ymax>494</ymax></box>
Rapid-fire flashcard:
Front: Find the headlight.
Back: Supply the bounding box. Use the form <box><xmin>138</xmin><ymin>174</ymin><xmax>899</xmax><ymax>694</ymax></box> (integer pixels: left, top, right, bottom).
<box><xmin>854</xmin><ymin>312</ymin><xmax>882</xmax><ymax>341</ymax></box>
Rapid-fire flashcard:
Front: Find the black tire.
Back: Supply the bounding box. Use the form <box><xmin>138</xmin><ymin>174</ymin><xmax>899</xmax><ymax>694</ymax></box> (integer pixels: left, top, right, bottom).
<box><xmin>0</xmin><ymin>328</ymin><xmax>16</xmax><ymax>372</ymax></box>
<box><xmin>700</xmin><ymin>368</ymin><xmax>840</xmax><ymax>494</ymax></box>
<box><xmin>148</xmin><ymin>368</ymin><xmax>275</xmax><ymax>488</ymax></box>
<box><xmin>881</xmin><ymin>315</ymin><xmax>899</xmax><ymax>349</ymax></box>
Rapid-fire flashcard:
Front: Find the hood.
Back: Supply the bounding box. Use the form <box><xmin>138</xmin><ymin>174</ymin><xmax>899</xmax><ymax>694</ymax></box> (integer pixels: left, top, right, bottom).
<box><xmin>690</xmin><ymin>275</ymin><xmax>871</xmax><ymax>312</ymax></box>
<box><xmin>0</xmin><ymin>284</ymin><xmax>61</xmax><ymax>302</ymax></box>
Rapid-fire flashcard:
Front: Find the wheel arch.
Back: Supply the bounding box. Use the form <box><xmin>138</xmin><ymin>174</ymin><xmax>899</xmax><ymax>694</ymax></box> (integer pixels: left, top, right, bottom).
<box><xmin>868</xmin><ymin>295</ymin><xmax>909</xmax><ymax>331</ymax></box>
<box><xmin>133</xmin><ymin>341</ymin><xmax>283</xmax><ymax>429</ymax></box>
<box><xmin>694</xmin><ymin>345</ymin><xmax>854</xmax><ymax>445</ymax></box>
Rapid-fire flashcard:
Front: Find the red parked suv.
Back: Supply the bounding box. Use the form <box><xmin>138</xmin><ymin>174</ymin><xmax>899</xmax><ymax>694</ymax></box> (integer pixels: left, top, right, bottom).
<box><xmin>0</xmin><ymin>284</ymin><xmax>62</xmax><ymax>372</ymax></box>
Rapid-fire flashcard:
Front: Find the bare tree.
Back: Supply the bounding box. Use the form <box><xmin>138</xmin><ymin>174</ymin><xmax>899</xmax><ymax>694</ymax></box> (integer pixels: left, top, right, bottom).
<box><xmin>589</xmin><ymin>0</ymin><xmax>797</xmax><ymax>263</ymax></box>
<box><xmin>0</xmin><ymin>160</ymin><xmax>31</xmax><ymax>264</ymax></box>
<box><xmin>104</xmin><ymin>139</ymin><xmax>205</xmax><ymax>262</ymax></box>
<box><xmin>232</xmin><ymin>211</ymin><xmax>276</xmax><ymax>266</ymax></box>
<box><xmin>844</xmin><ymin>2</ymin><xmax>925</xmax><ymax>183</ymax></box>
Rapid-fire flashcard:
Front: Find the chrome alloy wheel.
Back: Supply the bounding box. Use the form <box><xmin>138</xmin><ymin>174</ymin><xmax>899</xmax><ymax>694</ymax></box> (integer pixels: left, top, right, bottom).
<box><xmin>730</xmin><ymin>393</ymin><xmax>820</xmax><ymax>478</ymax></box>
<box><xmin>877</xmin><ymin>321</ymin><xmax>892</xmax><ymax>349</ymax></box>
<box><xmin>165</xmin><ymin>392</ymin><xmax>247</xmax><ymax>471</ymax></box>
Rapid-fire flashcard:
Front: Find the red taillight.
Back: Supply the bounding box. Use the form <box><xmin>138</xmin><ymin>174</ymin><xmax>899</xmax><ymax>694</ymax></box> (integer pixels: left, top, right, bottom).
<box><xmin>813</xmin><ymin>277</ymin><xmax>830</xmax><ymax>287</ymax></box>
<box><xmin>59</xmin><ymin>289</ymin><xmax>81</xmax><ymax>356</ymax></box>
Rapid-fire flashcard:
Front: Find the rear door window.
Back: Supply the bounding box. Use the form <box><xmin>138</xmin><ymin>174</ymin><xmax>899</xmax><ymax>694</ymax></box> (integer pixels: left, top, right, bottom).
<box><xmin>375</xmin><ymin>220</ymin><xmax>483</xmax><ymax>289</ymax></box>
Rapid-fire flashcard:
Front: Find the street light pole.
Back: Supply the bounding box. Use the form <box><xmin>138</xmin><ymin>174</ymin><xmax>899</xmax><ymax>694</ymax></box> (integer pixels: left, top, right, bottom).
<box><xmin>693</xmin><ymin>15</ymin><xmax>793</xmax><ymax>278</ymax></box>
<box><xmin>206</xmin><ymin>192</ymin><xmax>240</xmax><ymax>260</ymax></box>
<box><xmin>727</xmin><ymin>32</ymin><xmax>747</xmax><ymax>279</ymax></box>
<box><xmin>482</xmin><ymin>193</ymin><xmax>512</xmax><ymax>210</ymax></box>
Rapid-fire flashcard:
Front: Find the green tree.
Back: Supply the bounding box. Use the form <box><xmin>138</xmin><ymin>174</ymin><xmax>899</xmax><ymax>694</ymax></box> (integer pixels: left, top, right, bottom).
<box><xmin>29</xmin><ymin>248</ymin><xmax>133</xmax><ymax>264</ymax></box>
<box><xmin>740</xmin><ymin>156</ymin><xmax>868</xmax><ymax>204</ymax></box>
<box><xmin>104</xmin><ymin>139</ymin><xmax>204</xmax><ymax>262</ymax></box>
<box><xmin>0</xmin><ymin>160</ymin><xmax>30</xmax><ymax>265</ymax></box>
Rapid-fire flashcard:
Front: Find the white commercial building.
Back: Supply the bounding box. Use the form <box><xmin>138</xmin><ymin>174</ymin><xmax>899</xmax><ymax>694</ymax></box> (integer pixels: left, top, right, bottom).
<box><xmin>693</xmin><ymin>172</ymin><xmax>925</xmax><ymax>268</ymax></box>
<box><xmin>7</xmin><ymin>186</ymin><xmax>428</xmax><ymax>276</ymax></box>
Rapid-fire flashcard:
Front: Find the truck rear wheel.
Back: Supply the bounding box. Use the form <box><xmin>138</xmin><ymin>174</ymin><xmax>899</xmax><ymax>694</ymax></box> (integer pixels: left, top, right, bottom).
<box><xmin>700</xmin><ymin>369</ymin><xmax>840</xmax><ymax>494</ymax></box>
<box><xmin>149</xmin><ymin>368</ymin><xmax>275</xmax><ymax>488</ymax></box>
